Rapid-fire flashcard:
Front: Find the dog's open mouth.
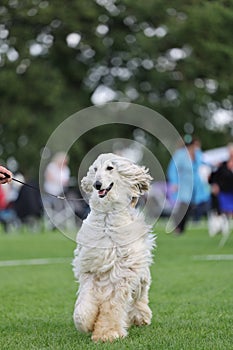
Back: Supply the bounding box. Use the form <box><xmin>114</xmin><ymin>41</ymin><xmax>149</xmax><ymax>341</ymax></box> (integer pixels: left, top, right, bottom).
<box><xmin>98</xmin><ymin>182</ymin><xmax>114</xmax><ymax>198</ymax></box>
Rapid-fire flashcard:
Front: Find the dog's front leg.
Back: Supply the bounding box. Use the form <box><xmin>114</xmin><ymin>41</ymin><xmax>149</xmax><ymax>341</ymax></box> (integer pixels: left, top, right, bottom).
<box><xmin>91</xmin><ymin>285</ymin><xmax>129</xmax><ymax>342</ymax></box>
<box><xmin>73</xmin><ymin>276</ymin><xmax>98</xmax><ymax>333</ymax></box>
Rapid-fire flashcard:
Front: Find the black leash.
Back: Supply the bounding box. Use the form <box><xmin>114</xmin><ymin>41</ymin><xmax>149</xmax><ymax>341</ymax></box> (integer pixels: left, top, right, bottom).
<box><xmin>0</xmin><ymin>172</ymin><xmax>85</xmax><ymax>201</ymax></box>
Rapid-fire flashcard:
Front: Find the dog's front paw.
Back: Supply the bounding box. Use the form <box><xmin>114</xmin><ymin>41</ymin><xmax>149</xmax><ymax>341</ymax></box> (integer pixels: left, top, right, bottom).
<box><xmin>132</xmin><ymin>305</ymin><xmax>152</xmax><ymax>326</ymax></box>
<box><xmin>92</xmin><ymin>329</ymin><xmax>127</xmax><ymax>343</ymax></box>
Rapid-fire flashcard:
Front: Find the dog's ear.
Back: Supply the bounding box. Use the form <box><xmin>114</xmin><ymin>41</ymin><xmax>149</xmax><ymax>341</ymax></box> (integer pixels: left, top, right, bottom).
<box><xmin>81</xmin><ymin>166</ymin><xmax>95</xmax><ymax>193</ymax></box>
<box><xmin>115</xmin><ymin>159</ymin><xmax>153</xmax><ymax>198</ymax></box>
<box><xmin>131</xmin><ymin>164</ymin><xmax>153</xmax><ymax>196</ymax></box>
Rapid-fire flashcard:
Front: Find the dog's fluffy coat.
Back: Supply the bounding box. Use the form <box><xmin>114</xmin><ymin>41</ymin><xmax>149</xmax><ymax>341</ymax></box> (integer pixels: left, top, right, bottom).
<box><xmin>73</xmin><ymin>153</ymin><xmax>155</xmax><ymax>342</ymax></box>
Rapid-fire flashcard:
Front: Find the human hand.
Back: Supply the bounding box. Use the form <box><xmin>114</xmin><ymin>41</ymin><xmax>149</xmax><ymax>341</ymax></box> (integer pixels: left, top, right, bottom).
<box><xmin>211</xmin><ymin>183</ymin><xmax>220</xmax><ymax>195</ymax></box>
<box><xmin>0</xmin><ymin>166</ymin><xmax>12</xmax><ymax>184</ymax></box>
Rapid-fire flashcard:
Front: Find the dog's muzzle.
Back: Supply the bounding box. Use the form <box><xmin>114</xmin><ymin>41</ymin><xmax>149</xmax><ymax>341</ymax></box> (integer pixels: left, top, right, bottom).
<box><xmin>93</xmin><ymin>181</ymin><xmax>114</xmax><ymax>198</ymax></box>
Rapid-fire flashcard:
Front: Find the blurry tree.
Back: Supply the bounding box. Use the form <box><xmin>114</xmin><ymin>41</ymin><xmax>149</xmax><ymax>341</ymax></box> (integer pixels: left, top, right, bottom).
<box><xmin>0</xmin><ymin>0</ymin><xmax>232</xmax><ymax>176</ymax></box>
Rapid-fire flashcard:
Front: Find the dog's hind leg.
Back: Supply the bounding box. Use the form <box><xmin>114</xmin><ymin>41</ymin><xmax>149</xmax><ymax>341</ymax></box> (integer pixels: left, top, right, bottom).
<box><xmin>129</xmin><ymin>273</ymin><xmax>152</xmax><ymax>326</ymax></box>
<box><xmin>73</xmin><ymin>278</ymin><xmax>98</xmax><ymax>333</ymax></box>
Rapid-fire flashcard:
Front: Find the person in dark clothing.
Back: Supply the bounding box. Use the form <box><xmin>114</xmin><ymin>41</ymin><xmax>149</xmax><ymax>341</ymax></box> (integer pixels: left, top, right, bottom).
<box><xmin>209</xmin><ymin>143</ymin><xmax>233</xmax><ymax>214</ymax></box>
<box><xmin>208</xmin><ymin>143</ymin><xmax>233</xmax><ymax>241</ymax></box>
<box><xmin>14</xmin><ymin>181</ymin><xmax>43</xmax><ymax>224</ymax></box>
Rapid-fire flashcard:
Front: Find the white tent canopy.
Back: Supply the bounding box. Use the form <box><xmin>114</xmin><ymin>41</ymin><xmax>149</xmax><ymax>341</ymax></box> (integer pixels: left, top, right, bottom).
<box><xmin>203</xmin><ymin>147</ymin><xmax>229</xmax><ymax>166</ymax></box>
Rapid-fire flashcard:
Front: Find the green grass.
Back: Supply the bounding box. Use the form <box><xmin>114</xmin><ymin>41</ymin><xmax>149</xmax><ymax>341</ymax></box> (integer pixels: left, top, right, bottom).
<box><xmin>0</xmin><ymin>222</ymin><xmax>232</xmax><ymax>350</ymax></box>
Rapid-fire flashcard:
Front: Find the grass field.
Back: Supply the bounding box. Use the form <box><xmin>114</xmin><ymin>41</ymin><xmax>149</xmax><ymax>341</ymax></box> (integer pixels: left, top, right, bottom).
<box><xmin>0</xmin><ymin>221</ymin><xmax>232</xmax><ymax>350</ymax></box>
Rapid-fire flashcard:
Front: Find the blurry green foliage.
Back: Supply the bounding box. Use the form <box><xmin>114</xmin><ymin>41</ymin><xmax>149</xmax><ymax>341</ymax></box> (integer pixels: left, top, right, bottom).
<box><xmin>0</xmin><ymin>0</ymin><xmax>232</xmax><ymax>176</ymax></box>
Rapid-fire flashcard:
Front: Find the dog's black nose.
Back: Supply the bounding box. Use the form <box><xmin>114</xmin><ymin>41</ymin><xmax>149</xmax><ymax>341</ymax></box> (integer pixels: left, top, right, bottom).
<box><xmin>93</xmin><ymin>180</ymin><xmax>102</xmax><ymax>190</ymax></box>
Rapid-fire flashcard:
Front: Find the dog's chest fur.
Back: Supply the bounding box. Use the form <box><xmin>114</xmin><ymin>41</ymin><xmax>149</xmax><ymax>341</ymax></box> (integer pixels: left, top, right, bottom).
<box><xmin>73</xmin><ymin>208</ymin><xmax>154</xmax><ymax>278</ymax></box>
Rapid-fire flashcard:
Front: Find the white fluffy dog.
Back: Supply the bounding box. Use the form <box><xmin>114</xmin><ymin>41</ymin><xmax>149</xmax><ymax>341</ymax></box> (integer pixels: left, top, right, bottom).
<box><xmin>73</xmin><ymin>153</ymin><xmax>155</xmax><ymax>342</ymax></box>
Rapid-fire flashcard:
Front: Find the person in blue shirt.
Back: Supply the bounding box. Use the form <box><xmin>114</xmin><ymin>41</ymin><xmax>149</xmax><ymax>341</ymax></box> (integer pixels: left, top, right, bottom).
<box><xmin>167</xmin><ymin>136</ymin><xmax>210</xmax><ymax>234</ymax></box>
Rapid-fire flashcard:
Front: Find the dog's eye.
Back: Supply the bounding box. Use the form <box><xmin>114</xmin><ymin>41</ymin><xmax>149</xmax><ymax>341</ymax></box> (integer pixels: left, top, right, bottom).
<box><xmin>106</xmin><ymin>166</ymin><xmax>114</xmax><ymax>171</ymax></box>
<box><xmin>94</xmin><ymin>167</ymin><xmax>97</xmax><ymax>172</ymax></box>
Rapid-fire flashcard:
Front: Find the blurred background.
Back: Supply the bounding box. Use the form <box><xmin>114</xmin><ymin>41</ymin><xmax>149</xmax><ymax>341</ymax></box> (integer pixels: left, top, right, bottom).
<box><xmin>0</xmin><ymin>0</ymin><xmax>233</xmax><ymax>178</ymax></box>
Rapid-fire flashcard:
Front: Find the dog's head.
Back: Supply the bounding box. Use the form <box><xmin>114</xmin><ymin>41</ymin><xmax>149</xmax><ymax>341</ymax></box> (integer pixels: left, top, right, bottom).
<box><xmin>81</xmin><ymin>153</ymin><xmax>152</xmax><ymax>205</ymax></box>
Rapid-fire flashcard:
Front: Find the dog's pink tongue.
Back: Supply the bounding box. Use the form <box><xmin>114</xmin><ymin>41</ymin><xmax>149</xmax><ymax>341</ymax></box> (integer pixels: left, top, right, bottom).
<box><xmin>98</xmin><ymin>189</ymin><xmax>107</xmax><ymax>197</ymax></box>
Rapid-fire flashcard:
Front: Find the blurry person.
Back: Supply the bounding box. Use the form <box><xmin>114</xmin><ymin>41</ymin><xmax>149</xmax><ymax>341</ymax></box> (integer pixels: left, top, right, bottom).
<box><xmin>167</xmin><ymin>136</ymin><xmax>210</xmax><ymax>234</ymax></box>
<box><xmin>0</xmin><ymin>184</ymin><xmax>7</xmax><ymax>210</ymax></box>
<box><xmin>209</xmin><ymin>143</ymin><xmax>233</xmax><ymax>209</ymax></box>
<box><xmin>14</xmin><ymin>179</ymin><xmax>43</xmax><ymax>227</ymax></box>
<box><xmin>44</xmin><ymin>152</ymin><xmax>70</xmax><ymax>197</ymax></box>
<box><xmin>208</xmin><ymin>143</ymin><xmax>233</xmax><ymax>239</ymax></box>
<box><xmin>0</xmin><ymin>183</ymin><xmax>18</xmax><ymax>231</ymax></box>
<box><xmin>43</xmin><ymin>152</ymin><xmax>71</xmax><ymax>230</ymax></box>
<box><xmin>191</xmin><ymin>138</ymin><xmax>211</xmax><ymax>222</ymax></box>
<box><xmin>3</xmin><ymin>172</ymin><xmax>25</xmax><ymax>206</ymax></box>
<box><xmin>0</xmin><ymin>166</ymin><xmax>12</xmax><ymax>184</ymax></box>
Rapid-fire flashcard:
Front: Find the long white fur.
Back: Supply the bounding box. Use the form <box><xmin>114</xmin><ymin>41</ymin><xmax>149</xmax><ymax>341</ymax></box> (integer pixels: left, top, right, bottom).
<box><xmin>73</xmin><ymin>153</ymin><xmax>156</xmax><ymax>342</ymax></box>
